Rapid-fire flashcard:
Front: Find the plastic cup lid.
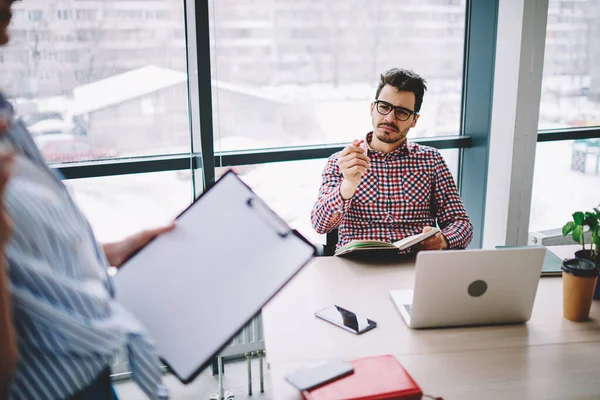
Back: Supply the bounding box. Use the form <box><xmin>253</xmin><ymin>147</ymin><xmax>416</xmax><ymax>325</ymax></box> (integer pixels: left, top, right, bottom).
<box><xmin>562</xmin><ymin>258</ymin><xmax>599</xmax><ymax>277</ymax></box>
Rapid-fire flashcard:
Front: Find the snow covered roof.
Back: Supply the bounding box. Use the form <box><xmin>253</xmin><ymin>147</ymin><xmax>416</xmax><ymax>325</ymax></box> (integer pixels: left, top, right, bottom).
<box><xmin>72</xmin><ymin>65</ymin><xmax>188</xmax><ymax>115</ymax></box>
<box><xmin>70</xmin><ymin>65</ymin><xmax>290</xmax><ymax>116</ymax></box>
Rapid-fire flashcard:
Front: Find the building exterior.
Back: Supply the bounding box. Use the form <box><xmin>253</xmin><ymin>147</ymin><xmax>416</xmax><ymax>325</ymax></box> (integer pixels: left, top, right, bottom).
<box><xmin>1</xmin><ymin>0</ymin><xmax>596</xmax><ymax>99</ymax></box>
<box><xmin>1</xmin><ymin>0</ymin><xmax>186</xmax><ymax>97</ymax></box>
<box><xmin>0</xmin><ymin>0</ymin><xmax>596</xmax><ymax>156</ymax></box>
<box><xmin>70</xmin><ymin>66</ymin><xmax>189</xmax><ymax>155</ymax></box>
<box><xmin>210</xmin><ymin>0</ymin><xmax>465</xmax><ymax>86</ymax></box>
<box><xmin>589</xmin><ymin>1</ymin><xmax>600</xmax><ymax>101</ymax></box>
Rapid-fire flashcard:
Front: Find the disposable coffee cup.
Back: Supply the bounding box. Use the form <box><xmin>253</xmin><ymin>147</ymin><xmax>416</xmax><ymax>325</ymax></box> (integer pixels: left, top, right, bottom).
<box><xmin>562</xmin><ymin>258</ymin><xmax>599</xmax><ymax>322</ymax></box>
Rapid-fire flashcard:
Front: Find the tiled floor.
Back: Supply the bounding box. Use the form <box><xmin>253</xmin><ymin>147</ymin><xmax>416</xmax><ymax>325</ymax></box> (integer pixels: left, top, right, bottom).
<box><xmin>114</xmin><ymin>359</ymin><xmax>274</xmax><ymax>400</ymax></box>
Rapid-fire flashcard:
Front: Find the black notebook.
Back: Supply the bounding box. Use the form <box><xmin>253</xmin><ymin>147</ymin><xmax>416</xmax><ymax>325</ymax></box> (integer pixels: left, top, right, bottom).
<box><xmin>495</xmin><ymin>245</ymin><xmax>563</xmax><ymax>276</ymax></box>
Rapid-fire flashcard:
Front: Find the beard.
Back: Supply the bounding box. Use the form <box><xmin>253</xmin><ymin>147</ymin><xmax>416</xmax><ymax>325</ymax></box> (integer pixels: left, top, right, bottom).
<box><xmin>375</xmin><ymin>123</ymin><xmax>410</xmax><ymax>144</ymax></box>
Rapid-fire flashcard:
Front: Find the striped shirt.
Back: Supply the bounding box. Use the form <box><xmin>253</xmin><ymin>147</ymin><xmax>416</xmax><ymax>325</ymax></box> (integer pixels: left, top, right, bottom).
<box><xmin>0</xmin><ymin>95</ymin><xmax>167</xmax><ymax>399</ymax></box>
<box><xmin>311</xmin><ymin>132</ymin><xmax>473</xmax><ymax>249</ymax></box>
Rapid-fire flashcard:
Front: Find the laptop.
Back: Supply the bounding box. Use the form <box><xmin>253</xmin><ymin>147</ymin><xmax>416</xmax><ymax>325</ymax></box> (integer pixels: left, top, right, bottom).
<box><xmin>390</xmin><ymin>247</ymin><xmax>546</xmax><ymax>329</ymax></box>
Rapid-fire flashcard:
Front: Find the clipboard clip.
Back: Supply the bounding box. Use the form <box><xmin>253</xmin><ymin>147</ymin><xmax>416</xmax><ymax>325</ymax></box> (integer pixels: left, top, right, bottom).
<box><xmin>246</xmin><ymin>197</ymin><xmax>291</xmax><ymax>238</ymax></box>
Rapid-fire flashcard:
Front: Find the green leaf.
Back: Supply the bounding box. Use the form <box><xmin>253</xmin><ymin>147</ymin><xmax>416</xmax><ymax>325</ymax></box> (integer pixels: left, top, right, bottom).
<box><xmin>593</xmin><ymin>227</ymin><xmax>600</xmax><ymax>248</ymax></box>
<box><xmin>563</xmin><ymin>221</ymin><xmax>576</xmax><ymax>236</ymax></box>
<box><xmin>572</xmin><ymin>225</ymin><xmax>584</xmax><ymax>245</ymax></box>
<box><xmin>594</xmin><ymin>207</ymin><xmax>600</xmax><ymax>217</ymax></box>
<box><xmin>573</xmin><ymin>212</ymin><xmax>585</xmax><ymax>225</ymax></box>
<box><xmin>585</xmin><ymin>212</ymin><xmax>598</xmax><ymax>229</ymax></box>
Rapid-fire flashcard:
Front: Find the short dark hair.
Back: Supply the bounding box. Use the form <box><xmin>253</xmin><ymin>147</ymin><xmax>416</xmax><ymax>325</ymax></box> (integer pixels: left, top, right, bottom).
<box><xmin>375</xmin><ymin>68</ymin><xmax>427</xmax><ymax>113</ymax></box>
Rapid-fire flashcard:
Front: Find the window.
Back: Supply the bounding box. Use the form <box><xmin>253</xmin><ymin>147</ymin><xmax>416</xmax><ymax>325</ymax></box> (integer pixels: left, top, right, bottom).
<box><xmin>104</xmin><ymin>10</ymin><xmax>144</xmax><ymax>20</ymax></box>
<box><xmin>28</xmin><ymin>10</ymin><xmax>43</xmax><ymax>21</ymax></box>
<box><xmin>3</xmin><ymin>0</ymin><xmax>489</xmax><ymax>386</ymax></box>
<box><xmin>209</xmin><ymin>0</ymin><xmax>467</xmax><ymax>152</ymax></box>
<box><xmin>75</xmin><ymin>9</ymin><xmax>98</xmax><ymax>21</ymax></box>
<box><xmin>530</xmin><ymin>141</ymin><xmax>600</xmax><ymax>233</ymax></box>
<box><xmin>67</xmin><ymin>172</ymin><xmax>193</xmax><ymax>242</ymax></box>
<box><xmin>530</xmin><ymin>0</ymin><xmax>600</xmax><ymax>233</ymax></box>
<box><xmin>538</xmin><ymin>0</ymin><xmax>600</xmax><ymax>129</ymax></box>
<box><xmin>57</xmin><ymin>10</ymin><xmax>71</xmax><ymax>20</ymax></box>
<box><xmin>3</xmin><ymin>1</ymin><xmax>190</xmax><ymax>161</ymax></box>
<box><xmin>3</xmin><ymin>0</ymin><xmax>478</xmax><ymax>248</ymax></box>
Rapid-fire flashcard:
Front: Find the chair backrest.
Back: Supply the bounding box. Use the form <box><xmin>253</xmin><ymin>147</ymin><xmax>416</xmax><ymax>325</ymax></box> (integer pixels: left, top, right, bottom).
<box><xmin>322</xmin><ymin>229</ymin><xmax>339</xmax><ymax>256</ymax></box>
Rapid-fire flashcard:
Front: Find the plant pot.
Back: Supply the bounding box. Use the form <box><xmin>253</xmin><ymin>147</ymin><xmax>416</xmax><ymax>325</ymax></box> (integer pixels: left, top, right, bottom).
<box><xmin>575</xmin><ymin>250</ymin><xmax>600</xmax><ymax>300</ymax></box>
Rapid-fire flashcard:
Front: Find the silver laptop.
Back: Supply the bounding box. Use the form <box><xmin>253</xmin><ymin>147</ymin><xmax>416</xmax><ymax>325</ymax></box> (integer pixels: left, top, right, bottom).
<box><xmin>390</xmin><ymin>247</ymin><xmax>545</xmax><ymax>329</ymax></box>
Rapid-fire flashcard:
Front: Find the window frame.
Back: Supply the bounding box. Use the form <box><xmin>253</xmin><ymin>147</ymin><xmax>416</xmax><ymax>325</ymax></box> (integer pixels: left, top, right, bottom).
<box><xmin>48</xmin><ymin>0</ymin><xmax>520</xmax><ymax>250</ymax></box>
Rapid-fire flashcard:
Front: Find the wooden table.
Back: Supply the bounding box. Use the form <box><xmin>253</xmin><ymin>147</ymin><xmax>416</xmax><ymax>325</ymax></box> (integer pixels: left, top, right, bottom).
<box><xmin>262</xmin><ymin>246</ymin><xmax>600</xmax><ymax>399</ymax></box>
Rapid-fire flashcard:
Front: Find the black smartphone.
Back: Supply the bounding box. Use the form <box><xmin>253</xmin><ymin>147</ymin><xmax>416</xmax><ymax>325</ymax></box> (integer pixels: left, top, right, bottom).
<box><xmin>285</xmin><ymin>359</ymin><xmax>354</xmax><ymax>391</ymax></box>
<box><xmin>315</xmin><ymin>305</ymin><xmax>377</xmax><ymax>334</ymax></box>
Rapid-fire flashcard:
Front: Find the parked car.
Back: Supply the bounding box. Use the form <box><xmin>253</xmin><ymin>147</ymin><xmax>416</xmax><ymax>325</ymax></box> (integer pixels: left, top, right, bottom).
<box><xmin>34</xmin><ymin>134</ymin><xmax>117</xmax><ymax>163</ymax></box>
<box><xmin>27</xmin><ymin>118</ymin><xmax>73</xmax><ymax>136</ymax></box>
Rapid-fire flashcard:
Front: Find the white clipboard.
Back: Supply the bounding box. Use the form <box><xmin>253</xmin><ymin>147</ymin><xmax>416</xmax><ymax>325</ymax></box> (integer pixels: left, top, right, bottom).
<box><xmin>114</xmin><ymin>171</ymin><xmax>316</xmax><ymax>384</ymax></box>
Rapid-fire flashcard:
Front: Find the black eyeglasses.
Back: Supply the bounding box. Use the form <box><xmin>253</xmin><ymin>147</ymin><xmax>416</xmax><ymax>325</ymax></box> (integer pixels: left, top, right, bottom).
<box><xmin>374</xmin><ymin>100</ymin><xmax>417</xmax><ymax>121</ymax></box>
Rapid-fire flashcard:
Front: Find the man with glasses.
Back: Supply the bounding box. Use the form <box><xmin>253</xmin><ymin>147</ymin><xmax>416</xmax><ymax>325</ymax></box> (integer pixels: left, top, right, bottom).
<box><xmin>311</xmin><ymin>68</ymin><xmax>473</xmax><ymax>251</ymax></box>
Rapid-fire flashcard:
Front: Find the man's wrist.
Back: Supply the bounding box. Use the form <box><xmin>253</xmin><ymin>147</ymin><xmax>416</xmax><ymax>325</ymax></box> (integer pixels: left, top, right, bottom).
<box><xmin>339</xmin><ymin>179</ymin><xmax>360</xmax><ymax>200</ymax></box>
<box><xmin>102</xmin><ymin>242</ymin><xmax>119</xmax><ymax>267</ymax></box>
<box><xmin>442</xmin><ymin>234</ymin><xmax>449</xmax><ymax>250</ymax></box>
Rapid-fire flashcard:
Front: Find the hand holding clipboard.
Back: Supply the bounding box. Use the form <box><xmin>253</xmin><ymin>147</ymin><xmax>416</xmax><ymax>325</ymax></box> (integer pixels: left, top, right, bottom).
<box><xmin>114</xmin><ymin>171</ymin><xmax>316</xmax><ymax>383</ymax></box>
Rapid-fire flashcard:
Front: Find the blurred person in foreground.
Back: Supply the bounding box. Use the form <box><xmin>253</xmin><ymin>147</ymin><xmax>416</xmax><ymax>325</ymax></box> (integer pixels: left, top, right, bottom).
<box><xmin>1</xmin><ymin>0</ymin><xmax>175</xmax><ymax>398</ymax></box>
<box><xmin>311</xmin><ymin>68</ymin><xmax>473</xmax><ymax>251</ymax></box>
<box><xmin>0</xmin><ymin>150</ymin><xmax>16</xmax><ymax>399</ymax></box>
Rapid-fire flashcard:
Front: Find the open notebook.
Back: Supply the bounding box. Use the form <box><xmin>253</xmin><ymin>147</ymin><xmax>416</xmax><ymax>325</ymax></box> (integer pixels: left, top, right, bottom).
<box><xmin>335</xmin><ymin>228</ymin><xmax>440</xmax><ymax>257</ymax></box>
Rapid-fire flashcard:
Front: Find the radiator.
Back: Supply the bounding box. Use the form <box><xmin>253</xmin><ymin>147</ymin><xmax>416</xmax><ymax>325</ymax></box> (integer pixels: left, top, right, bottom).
<box><xmin>528</xmin><ymin>228</ymin><xmax>592</xmax><ymax>246</ymax></box>
<box><xmin>110</xmin><ymin>313</ymin><xmax>265</xmax><ymax>380</ymax></box>
<box><xmin>219</xmin><ymin>313</ymin><xmax>265</xmax><ymax>359</ymax></box>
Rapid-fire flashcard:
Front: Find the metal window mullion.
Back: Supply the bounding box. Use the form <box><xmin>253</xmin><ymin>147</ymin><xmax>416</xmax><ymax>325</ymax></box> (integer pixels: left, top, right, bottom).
<box><xmin>456</xmin><ymin>0</ymin><xmax>473</xmax><ymax>192</ymax></box>
<box><xmin>55</xmin><ymin>137</ymin><xmax>471</xmax><ymax>180</ymax></box>
<box><xmin>458</xmin><ymin>0</ymin><xmax>500</xmax><ymax>248</ymax></box>
<box><xmin>537</xmin><ymin>127</ymin><xmax>600</xmax><ymax>142</ymax></box>
<box><xmin>56</xmin><ymin>156</ymin><xmax>194</xmax><ymax>180</ymax></box>
<box><xmin>195</xmin><ymin>0</ymin><xmax>215</xmax><ymax>189</ymax></box>
<box><xmin>183</xmin><ymin>0</ymin><xmax>198</xmax><ymax>199</ymax></box>
<box><xmin>213</xmin><ymin>136</ymin><xmax>472</xmax><ymax>167</ymax></box>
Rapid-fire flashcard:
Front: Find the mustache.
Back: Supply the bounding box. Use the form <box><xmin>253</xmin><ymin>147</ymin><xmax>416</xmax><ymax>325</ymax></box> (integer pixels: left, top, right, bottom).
<box><xmin>377</xmin><ymin>122</ymin><xmax>399</xmax><ymax>132</ymax></box>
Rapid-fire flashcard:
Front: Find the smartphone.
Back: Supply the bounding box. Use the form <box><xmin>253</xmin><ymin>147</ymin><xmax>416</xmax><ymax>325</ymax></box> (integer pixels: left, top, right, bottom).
<box><xmin>315</xmin><ymin>305</ymin><xmax>377</xmax><ymax>334</ymax></box>
<box><xmin>285</xmin><ymin>359</ymin><xmax>354</xmax><ymax>391</ymax></box>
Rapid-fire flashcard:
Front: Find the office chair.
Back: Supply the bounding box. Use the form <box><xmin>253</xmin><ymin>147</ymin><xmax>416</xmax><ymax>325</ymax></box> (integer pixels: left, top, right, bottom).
<box><xmin>321</xmin><ymin>229</ymin><xmax>339</xmax><ymax>256</ymax></box>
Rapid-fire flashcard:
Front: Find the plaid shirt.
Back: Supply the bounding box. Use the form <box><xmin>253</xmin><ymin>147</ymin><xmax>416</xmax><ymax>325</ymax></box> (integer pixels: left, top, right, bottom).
<box><xmin>311</xmin><ymin>132</ymin><xmax>473</xmax><ymax>249</ymax></box>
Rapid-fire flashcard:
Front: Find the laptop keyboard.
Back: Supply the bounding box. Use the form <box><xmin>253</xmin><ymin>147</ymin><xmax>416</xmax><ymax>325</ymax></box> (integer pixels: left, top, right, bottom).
<box><xmin>403</xmin><ymin>304</ymin><xmax>413</xmax><ymax>315</ymax></box>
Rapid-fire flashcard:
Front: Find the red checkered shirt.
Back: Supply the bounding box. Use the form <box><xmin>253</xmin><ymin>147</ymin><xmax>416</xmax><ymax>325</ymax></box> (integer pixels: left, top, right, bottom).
<box><xmin>311</xmin><ymin>133</ymin><xmax>473</xmax><ymax>249</ymax></box>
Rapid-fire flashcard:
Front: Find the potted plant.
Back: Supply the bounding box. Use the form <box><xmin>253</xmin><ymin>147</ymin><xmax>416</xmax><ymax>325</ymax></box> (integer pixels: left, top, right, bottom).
<box><xmin>562</xmin><ymin>209</ymin><xmax>600</xmax><ymax>265</ymax></box>
<box><xmin>563</xmin><ymin>209</ymin><xmax>600</xmax><ymax>300</ymax></box>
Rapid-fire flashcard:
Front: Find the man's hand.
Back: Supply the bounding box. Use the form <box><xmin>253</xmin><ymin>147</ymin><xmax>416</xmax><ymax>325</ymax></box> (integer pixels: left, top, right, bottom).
<box><xmin>0</xmin><ymin>150</ymin><xmax>14</xmax><ymax>248</ymax></box>
<box><xmin>0</xmin><ymin>150</ymin><xmax>17</xmax><ymax>398</ymax></box>
<box><xmin>338</xmin><ymin>139</ymin><xmax>370</xmax><ymax>200</ymax></box>
<box><xmin>103</xmin><ymin>223</ymin><xmax>176</xmax><ymax>268</ymax></box>
<box><xmin>419</xmin><ymin>226</ymin><xmax>448</xmax><ymax>251</ymax></box>
<box><xmin>0</xmin><ymin>120</ymin><xmax>9</xmax><ymax>136</ymax></box>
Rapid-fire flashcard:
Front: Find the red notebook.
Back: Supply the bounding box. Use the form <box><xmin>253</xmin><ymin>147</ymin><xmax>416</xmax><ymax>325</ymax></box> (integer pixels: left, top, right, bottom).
<box><xmin>302</xmin><ymin>355</ymin><xmax>423</xmax><ymax>400</ymax></box>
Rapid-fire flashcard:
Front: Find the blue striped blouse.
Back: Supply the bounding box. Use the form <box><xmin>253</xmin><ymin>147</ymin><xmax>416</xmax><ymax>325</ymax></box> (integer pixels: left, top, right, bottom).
<box><xmin>1</xmin><ymin>95</ymin><xmax>167</xmax><ymax>399</ymax></box>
